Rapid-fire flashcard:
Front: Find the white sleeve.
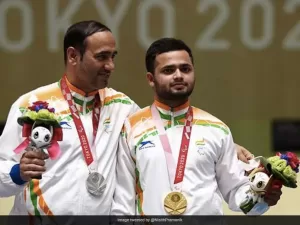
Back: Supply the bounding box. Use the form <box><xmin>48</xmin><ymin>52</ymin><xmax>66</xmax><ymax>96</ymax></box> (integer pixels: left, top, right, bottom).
<box><xmin>216</xmin><ymin>131</ymin><xmax>269</xmax><ymax>215</ymax></box>
<box><xmin>111</xmin><ymin>122</ymin><xmax>136</xmax><ymax>215</ymax></box>
<box><xmin>0</xmin><ymin>98</ymin><xmax>28</xmax><ymax>197</ymax></box>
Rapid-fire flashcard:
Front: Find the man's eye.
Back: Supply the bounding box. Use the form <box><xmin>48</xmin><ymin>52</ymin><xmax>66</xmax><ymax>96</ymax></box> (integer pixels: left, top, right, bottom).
<box><xmin>96</xmin><ymin>54</ymin><xmax>116</xmax><ymax>61</ymax></box>
<box><xmin>96</xmin><ymin>55</ymin><xmax>106</xmax><ymax>60</ymax></box>
<box><xmin>181</xmin><ymin>67</ymin><xmax>191</xmax><ymax>73</ymax></box>
<box><xmin>163</xmin><ymin>68</ymin><xmax>174</xmax><ymax>74</ymax></box>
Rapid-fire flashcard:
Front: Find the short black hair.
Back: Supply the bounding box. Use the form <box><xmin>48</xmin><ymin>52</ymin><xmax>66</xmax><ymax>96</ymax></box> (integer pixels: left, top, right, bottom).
<box><xmin>145</xmin><ymin>38</ymin><xmax>194</xmax><ymax>74</ymax></box>
<box><xmin>63</xmin><ymin>20</ymin><xmax>111</xmax><ymax>64</ymax></box>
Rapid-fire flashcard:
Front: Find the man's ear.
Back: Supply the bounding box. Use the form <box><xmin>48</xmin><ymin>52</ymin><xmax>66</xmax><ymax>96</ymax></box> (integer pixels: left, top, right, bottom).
<box><xmin>66</xmin><ymin>47</ymin><xmax>79</xmax><ymax>65</ymax></box>
<box><xmin>146</xmin><ymin>72</ymin><xmax>155</xmax><ymax>88</ymax></box>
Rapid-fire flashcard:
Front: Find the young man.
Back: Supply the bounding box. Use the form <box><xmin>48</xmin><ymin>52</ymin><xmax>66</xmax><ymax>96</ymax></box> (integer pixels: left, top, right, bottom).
<box><xmin>112</xmin><ymin>38</ymin><xmax>282</xmax><ymax>215</ymax></box>
<box><xmin>0</xmin><ymin>20</ymin><xmax>139</xmax><ymax>215</ymax></box>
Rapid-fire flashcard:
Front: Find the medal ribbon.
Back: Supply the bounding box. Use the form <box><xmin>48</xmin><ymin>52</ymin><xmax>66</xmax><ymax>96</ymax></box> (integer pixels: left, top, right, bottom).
<box><xmin>60</xmin><ymin>75</ymin><xmax>100</xmax><ymax>169</ymax></box>
<box><xmin>151</xmin><ymin>104</ymin><xmax>193</xmax><ymax>191</ymax></box>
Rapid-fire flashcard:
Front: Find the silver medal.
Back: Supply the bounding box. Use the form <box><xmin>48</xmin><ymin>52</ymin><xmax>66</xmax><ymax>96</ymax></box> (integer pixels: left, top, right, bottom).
<box><xmin>86</xmin><ymin>172</ymin><xmax>106</xmax><ymax>196</ymax></box>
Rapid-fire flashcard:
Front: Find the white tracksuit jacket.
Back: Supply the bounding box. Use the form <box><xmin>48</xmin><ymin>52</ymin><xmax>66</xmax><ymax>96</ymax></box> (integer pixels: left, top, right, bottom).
<box><xmin>111</xmin><ymin>100</ymin><xmax>269</xmax><ymax>215</ymax></box>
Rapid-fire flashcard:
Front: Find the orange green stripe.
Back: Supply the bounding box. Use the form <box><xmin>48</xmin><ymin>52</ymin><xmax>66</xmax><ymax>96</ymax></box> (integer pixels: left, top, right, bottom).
<box><xmin>31</xmin><ymin>179</ymin><xmax>54</xmax><ymax>216</ymax></box>
<box><xmin>134</xmin><ymin>126</ymin><xmax>156</xmax><ymax>139</ymax></box>
<box><xmin>128</xmin><ymin>107</ymin><xmax>152</xmax><ymax>128</ymax></box>
<box><xmin>103</xmin><ymin>94</ymin><xmax>132</xmax><ymax>106</ymax></box>
<box><xmin>104</xmin><ymin>98</ymin><xmax>132</xmax><ymax>106</ymax></box>
<box><xmin>29</xmin><ymin>180</ymin><xmax>40</xmax><ymax>216</ymax></box>
<box><xmin>104</xmin><ymin>118</ymin><xmax>110</xmax><ymax>124</ymax></box>
<box><xmin>135</xmin><ymin>119</ymin><xmax>229</xmax><ymax>150</ymax></box>
<box><xmin>64</xmin><ymin>78</ymin><xmax>98</xmax><ymax>97</ymax></box>
<box><xmin>20</xmin><ymin>84</ymin><xmax>64</xmax><ymax>109</ymax></box>
<box><xmin>194</xmin><ymin>120</ymin><xmax>229</xmax><ymax>134</ymax></box>
<box><xmin>73</xmin><ymin>96</ymin><xmax>94</xmax><ymax>107</ymax></box>
<box><xmin>159</xmin><ymin>111</ymin><xmax>186</xmax><ymax>121</ymax></box>
<box><xmin>103</xmin><ymin>94</ymin><xmax>124</xmax><ymax>102</ymax></box>
<box><xmin>154</xmin><ymin>100</ymin><xmax>189</xmax><ymax>112</ymax></box>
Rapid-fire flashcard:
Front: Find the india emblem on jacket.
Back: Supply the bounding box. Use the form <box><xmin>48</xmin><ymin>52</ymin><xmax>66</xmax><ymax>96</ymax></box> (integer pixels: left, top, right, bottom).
<box><xmin>239</xmin><ymin>151</ymin><xmax>299</xmax><ymax>214</ymax></box>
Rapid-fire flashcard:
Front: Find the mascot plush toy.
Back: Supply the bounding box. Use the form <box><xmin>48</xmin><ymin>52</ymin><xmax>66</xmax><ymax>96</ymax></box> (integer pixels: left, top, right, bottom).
<box><xmin>13</xmin><ymin>101</ymin><xmax>63</xmax><ymax>178</ymax></box>
<box><xmin>240</xmin><ymin>151</ymin><xmax>299</xmax><ymax>214</ymax></box>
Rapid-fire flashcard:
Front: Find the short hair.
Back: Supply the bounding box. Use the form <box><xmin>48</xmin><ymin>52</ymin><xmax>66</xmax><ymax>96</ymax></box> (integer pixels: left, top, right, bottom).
<box><xmin>63</xmin><ymin>20</ymin><xmax>111</xmax><ymax>64</ymax></box>
<box><xmin>145</xmin><ymin>38</ymin><xmax>194</xmax><ymax>74</ymax></box>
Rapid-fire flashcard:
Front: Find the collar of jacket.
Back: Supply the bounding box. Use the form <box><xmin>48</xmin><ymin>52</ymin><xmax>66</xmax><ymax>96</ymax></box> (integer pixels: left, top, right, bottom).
<box><xmin>64</xmin><ymin>77</ymin><xmax>99</xmax><ymax>114</ymax></box>
<box><xmin>153</xmin><ymin>99</ymin><xmax>190</xmax><ymax>121</ymax></box>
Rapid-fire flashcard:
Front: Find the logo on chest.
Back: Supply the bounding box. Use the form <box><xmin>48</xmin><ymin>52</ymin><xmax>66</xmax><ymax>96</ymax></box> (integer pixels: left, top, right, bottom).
<box><xmin>195</xmin><ymin>138</ymin><xmax>206</xmax><ymax>155</ymax></box>
<box><xmin>139</xmin><ymin>140</ymin><xmax>155</xmax><ymax>150</ymax></box>
<box><xmin>103</xmin><ymin>118</ymin><xmax>112</xmax><ymax>132</ymax></box>
<box><xmin>60</xmin><ymin>121</ymin><xmax>72</xmax><ymax>130</ymax></box>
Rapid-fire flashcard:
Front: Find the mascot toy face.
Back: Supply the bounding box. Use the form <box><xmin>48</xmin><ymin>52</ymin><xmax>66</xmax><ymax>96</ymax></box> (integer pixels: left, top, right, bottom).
<box><xmin>30</xmin><ymin>126</ymin><xmax>52</xmax><ymax>148</ymax></box>
<box><xmin>250</xmin><ymin>172</ymin><xmax>270</xmax><ymax>192</ymax></box>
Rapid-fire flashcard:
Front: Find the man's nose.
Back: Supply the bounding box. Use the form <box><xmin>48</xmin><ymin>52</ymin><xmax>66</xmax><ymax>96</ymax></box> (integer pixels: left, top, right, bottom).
<box><xmin>173</xmin><ymin>69</ymin><xmax>183</xmax><ymax>79</ymax></box>
<box><xmin>104</xmin><ymin>60</ymin><xmax>115</xmax><ymax>71</ymax></box>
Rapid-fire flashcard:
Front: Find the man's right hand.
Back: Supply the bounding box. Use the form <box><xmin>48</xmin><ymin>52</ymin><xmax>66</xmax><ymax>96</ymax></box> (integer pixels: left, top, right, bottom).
<box><xmin>235</xmin><ymin>143</ymin><xmax>254</xmax><ymax>164</ymax></box>
<box><xmin>20</xmin><ymin>150</ymin><xmax>49</xmax><ymax>182</ymax></box>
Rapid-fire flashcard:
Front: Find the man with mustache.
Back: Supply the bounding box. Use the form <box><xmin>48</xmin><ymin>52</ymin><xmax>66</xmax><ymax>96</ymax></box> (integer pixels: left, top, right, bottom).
<box><xmin>0</xmin><ymin>20</ymin><xmax>252</xmax><ymax>216</ymax></box>
<box><xmin>0</xmin><ymin>20</ymin><xmax>140</xmax><ymax>216</ymax></box>
<box><xmin>112</xmin><ymin>38</ymin><xmax>282</xmax><ymax>215</ymax></box>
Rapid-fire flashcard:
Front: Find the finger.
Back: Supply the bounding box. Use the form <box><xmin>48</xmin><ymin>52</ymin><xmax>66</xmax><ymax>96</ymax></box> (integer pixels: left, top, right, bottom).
<box><xmin>235</xmin><ymin>144</ymin><xmax>254</xmax><ymax>163</ymax></box>
<box><xmin>31</xmin><ymin>158</ymin><xmax>46</xmax><ymax>166</ymax></box>
<box><xmin>241</xmin><ymin>148</ymin><xmax>254</xmax><ymax>160</ymax></box>
<box><xmin>238</xmin><ymin>153</ymin><xmax>249</xmax><ymax>163</ymax></box>
<box><xmin>246</xmin><ymin>153</ymin><xmax>254</xmax><ymax>160</ymax></box>
<box><xmin>20</xmin><ymin>164</ymin><xmax>46</xmax><ymax>173</ymax></box>
<box><xmin>20</xmin><ymin>157</ymin><xmax>46</xmax><ymax>167</ymax></box>
<box><xmin>21</xmin><ymin>158</ymin><xmax>46</xmax><ymax>167</ymax></box>
<box><xmin>22</xmin><ymin>171</ymin><xmax>44</xmax><ymax>179</ymax></box>
<box><xmin>22</xmin><ymin>151</ymin><xmax>46</xmax><ymax>159</ymax></box>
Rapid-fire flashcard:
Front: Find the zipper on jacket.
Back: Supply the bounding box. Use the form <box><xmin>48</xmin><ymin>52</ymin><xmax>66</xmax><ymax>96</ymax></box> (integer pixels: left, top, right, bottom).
<box><xmin>170</xmin><ymin>107</ymin><xmax>174</xmax><ymax>127</ymax></box>
<box><xmin>83</xmin><ymin>98</ymin><xmax>87</xmax><ymax>115</ymax></box>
